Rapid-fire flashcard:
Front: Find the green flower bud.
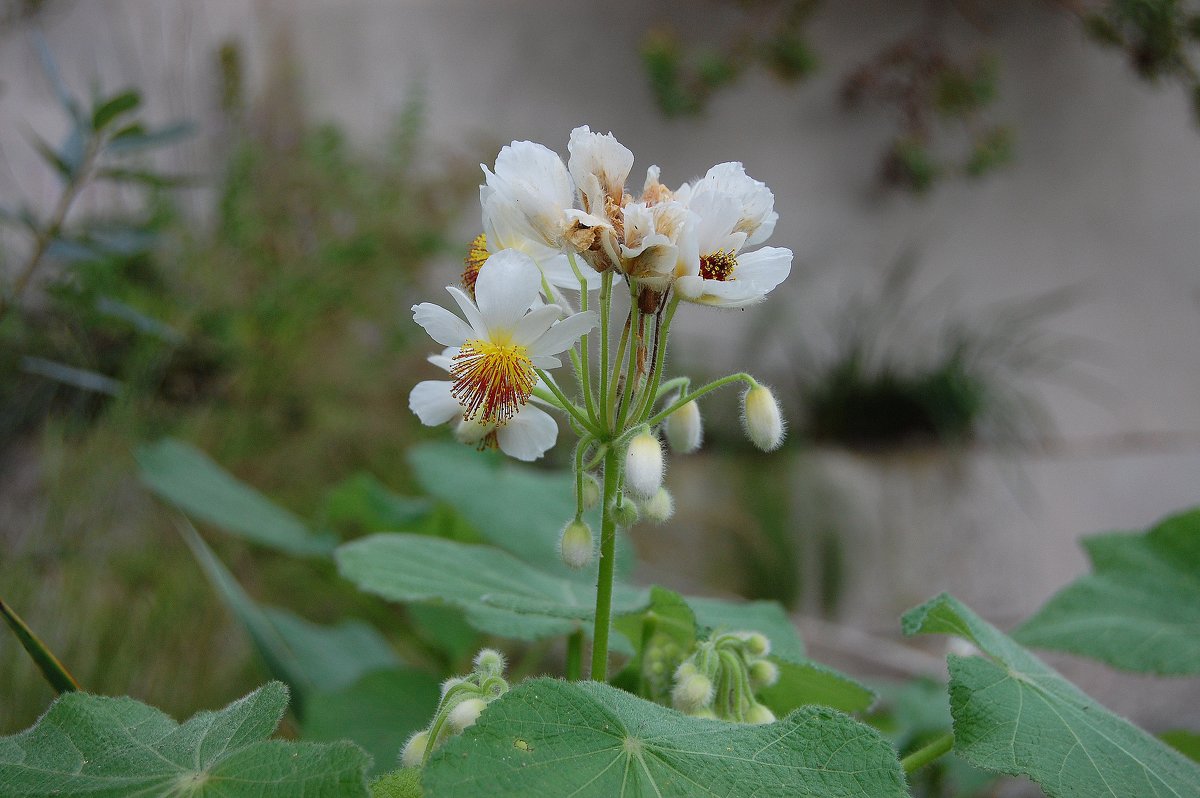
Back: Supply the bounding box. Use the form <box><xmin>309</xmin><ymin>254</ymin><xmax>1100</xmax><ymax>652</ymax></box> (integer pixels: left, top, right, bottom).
<box><xmin>473</xmin><ymin>649</ymin><xmax>506</xmax><ymax>677</ymax></box>
<box><xmin>559</xmin><ymin>519</ymin><xmax>595</xmax><ymax>569</ymax></box>
<box><xmin>672</xmin><ymin>671</ymin><xmax>715</xmax><ymax>713</ymax></box>
<box><xmin>745</xmin><ymin>703</ymin><xmax>777</xmax><ymax>725</ymax></box>
<box><xmin>581</xmin><ymin>472</ymin><xmax>601</xmax><ymax>510</ymax></box>
<box><xmin>612</xmin><ymin>496</ymin><xmax>640</xmax><ymax>527</ymax></box>
<box><xmin>401</xmin><ymin>729</ymin><xmax>429</xmax><ymax>768</ymax></box>
<box><xmin>749</xmin><ymin>659</ymin><xmax>780</xmax><ymax>689</ymax></box>
<box><xmin>641</xmin><ymin>487</ymin><xmax>675</xmax><ymax>524</ymax></box>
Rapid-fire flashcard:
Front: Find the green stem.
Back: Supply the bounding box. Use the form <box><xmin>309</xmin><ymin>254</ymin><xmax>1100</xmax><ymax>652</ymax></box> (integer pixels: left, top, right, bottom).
<box><xmin>615</xmin><ymin>298</ymin><xmax>642</xmax><ymax>431</ymax></box>
<box><xmin>607</xmin><ymin>308</ymin><xmax>632</xmax><ymax>427</ymax></box>
<box><xmin>590</xmin><ymin>447</ymin><xmax>621</xmax><ymax>681</ymax></box>
<box><xmin>653</xmin><ymin>376</ymin><xmax>690</xmax><ymax>403</ymax></box>
<box><xmin>568</xmin><ymin>252</ymin><xmax>598</xmax><ymax>425</ymax></box>
<box><xmin>901</xmin><ymin>732</ymin><xmax>955</xmax><ymax>774</ymax></box>
<box><xmin>599</xmin><ymin>271</ymin><xmax>613</xmax><ymax>432</ymax></box>
<box><xmin>566</xmin><ymin>629</ymin><xmax>583</xmax><ymax>681</ymax></box>
<box><xmin>647</xmin><ymin>372</ymin><xmax>759</xmax><ymax>427</ymax></box>
<box><xmin>535</xmin><ymin>370</ymin><xmax>601</xmax><ymax>438</ymax></box>
<box><xmin>635</xmin><ymin>294</ymin><xmax>680</xmax><ymax>423</ymax></box>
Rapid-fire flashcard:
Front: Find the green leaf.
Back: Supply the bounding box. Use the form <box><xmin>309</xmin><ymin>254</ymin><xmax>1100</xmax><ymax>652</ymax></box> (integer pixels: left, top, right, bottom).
<box><xmin>1014</xmin><ymin>507</ymin><xmax>1200</xmax><ymax>674</ymax></box>
<box><xmin>904</xmin><ymin>592</ymin><xmax>1200</xmax><ymax>797</ymax></box>
<box><xmin>408</xmin><ymin>443</ymin><xmax>629</xmax><ymax>577</ymax></box>
<box><xmin>106</xmin><ymin>121</ymin><xmax>194</xmax><ymax>153</ymax></box>
<box><xmin>685</xmin><ymin>596</ymin><xmax>805</xmax><ymax>662</ymax></box>
<box><xmin>0</xmin><ymin>682</ymin><xmax>371</xmax><ymax>797</ymax></box>
<box><xmin>305</xmin><ymin>669</ymin><xmax>441</xmax><ymax>776</ymax></box>
<box><xmin>0</xmin><ymin>597</ymin><xmax>80</xmax><ymax>693</ymax></box>
<box><xmin>1161</xmin><ymin>730</ymin><xmax>1200</xmax><ymax>763</ymax></box>
<box><xmin>91</xmin><ymin>89</ymin><xmax>140</xmax><ymax>131</ymax></box>
<box><xmin>322</xmin><ymin>473</ymin><xmax>432</xmax><ymax>535</ymax></box>
<box><xmin>758</xmin><ymin>658</ymin><xmax>875</xmax><ymax>716</ymax></box>
<box><xmin>94</xmin><ymin>167</ymin><xmax>196</xmax><ymax>187</ymax></box>
<box><xmin>139</xmin><ymin>438</ymin><xmax>335</xmax><ymax>556</ymax></box>
<box><xmin>336</xmin><ymin>534</ymin><xmax>647</xmax><ymax>641</ymax></box>
<box><xmin>26</xmin><ymin>130</ymin><xmax>74</xmax><ymax>180</ymax></box>
<box><xmin>371</xmin><ymin>769</ymin><xmax>422</xmax><ymax>798</ymax></box>
<box><xmin>423</xmin><ymin>678</ymin><xmax>908</xmax><ymax>798</ymax></box>
<box><xmin>179</xmin><ymin>522</ymin><xmax>394</xmax><ymax>709</ymax></box>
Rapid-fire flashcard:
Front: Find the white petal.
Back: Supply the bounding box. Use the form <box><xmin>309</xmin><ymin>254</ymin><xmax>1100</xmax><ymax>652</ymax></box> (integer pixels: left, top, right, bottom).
<box><xmin>496</xmin><ymin>405</ymin><xmax>558</xmax><ymax>461</ymax></box>
<box><xmin>688</xmin><ymin>191</ymin><xmax>744</xmax><ymax>255</ymax></box>
<box><xmin>511</xmin><ymin>303</ymin><xmax>563</xmax><ymax>346</ymax></box>
<box><xmin>530</xmin><ymin>354</ymin><xmax>562</xmax><ymax>369</ymax></box>
<box><xmin>427</xmin><ymin>351</ymin><xmax>455</xmax><ymax>372</ymax></box>
<box><xmin>732</xmin><ymin>247</ymin><xmax>792</xmax><ymax>293</ymax></box>
<box><xmin>528</xmin><ymin>310</ymin><xmax>597</xmax><ymax>358</ymax></box>
<box><xmin>698</xmin><ymin>162</ymin><xmax>777</xmax><ymax>245</ymax></box>
<box><xmin>409</xmin><ymin>380</ymin><xmax>463</xmax><ymax>426</ymax></box>
<box><xmin>537</xmin><ymin>253</ymin><xmax>601</xmax><ymax>291</ymax></box>
<box><xmin>475</xmin><ymin>250</ymin><xmax>543</xmax><ymax>333</ymax></box>
<box><xmin>445</xmin><ymin>286</ymin><xmax>488</xmax><ymax>338</ymax></box>
<box><xmin>567</xmin><ymin>126</ymin><xmax>634</xmax><ymax>204</ymax></box>
<box><xmin>412</xmin><ymin>302</ymin><xmax>473</xmax><ymax>347</ymax></box>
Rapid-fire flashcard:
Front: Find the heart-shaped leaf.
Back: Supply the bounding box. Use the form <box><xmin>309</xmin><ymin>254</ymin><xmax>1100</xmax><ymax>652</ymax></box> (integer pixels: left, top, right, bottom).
<box><xmin>422</xmin><ymin>678</ymin><xmax>907</xmax><ymax>798</ymax></box>
<box><xmin>1014</xmin><ymin>507</ymin><xmax>1200</xmax><ymax>674</ymax></box>
<box><xmin>904</xmin><ymin>593</ymin><xmax>1200</xmax><ymax>798</ymax></box>
<box><xmin>0</xmin><ymin>682</ymin><xmax>370</xmax><ymax>797</ymax></box>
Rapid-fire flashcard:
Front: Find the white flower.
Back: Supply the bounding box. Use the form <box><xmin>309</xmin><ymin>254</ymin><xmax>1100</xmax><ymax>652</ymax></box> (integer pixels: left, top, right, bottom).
<box><xmin>480</xmin><ymin>141</ymin><xmax>577</xmax><ymax>251</ymax></box>
<box><xmin>673</xmin><ymin>186</ymin><xmax>792</xmax><ymax>308</ymax></box>
<box><xmin>675</xmin><ymin>162</ymin><xmax>778</xmax><ymax>246</ymax></box>
<box><xmin>477</xmin><ymin>186</ymin><xmax>601</xmax><ymax>293</ymax></box>
<box><xmin>619</xmin><ymin>199</ymin><xmax>695</xmax><ymax>291</ymax></box>
<box><xmin>408</xmin><ymin>349</ymin><xmax>559</xmax><ymax>462</ymax></box>
<box><xmin>567</xmin><ymin>125</ymin><xmax>634</xmax><ymax>226</ymax></box>
<box><xmin>410</xmin><ymin>249</ymin><xmax>596</xmax><ymax>451</ymax></box>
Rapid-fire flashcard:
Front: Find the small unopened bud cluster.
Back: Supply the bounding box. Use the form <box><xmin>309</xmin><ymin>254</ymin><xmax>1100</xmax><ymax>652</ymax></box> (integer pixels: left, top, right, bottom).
<box><xmin>670</xmin><ymin>631</ymin><xmax>780</xmax><ymax>724</ymax></box>
<box><xmin>401</xmin><ymin>649</ymin><xmax>509</xmax><ymax>767</ymax></box>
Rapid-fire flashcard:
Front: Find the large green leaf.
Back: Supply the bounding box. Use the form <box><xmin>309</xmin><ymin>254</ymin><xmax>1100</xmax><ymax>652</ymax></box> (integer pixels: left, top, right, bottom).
<box><xmin>0</xmin><ymin>682</ymin><xmax>370</xmax><ymax>797</ymax></box>
<box><xmin>904</xmin><ymin>593</ymin><xmax>1200</xmax><ymax>798</ymax></box>
<box><xmin>407</xmin><ymin>443</ymin><xmax>629</xmax><ymax>577</ymax></box>
<box><xmin>336</xmin><ymin>534</ymin><xmax>647</xmax><ymax>641</ymax></box>
<box><xmin>322</xmin><ymin>473</ymin><xmax>432</xmax><ymax>536</ymax></box>
<box><xmin>139</xmin><ymin>438</ymin><xmax>335</xmax><ymax>556</ymax></box>
<box><xmin>304</xmin><ymin>669</ymin><xmax>441</xmax><ymax>776</ymax></box>
<box><xmin>422</xmin><ymin>678</ymin><xmax>907</xmax><ymax>798</ymax></box>
<box><xmin>1014</xmin><ymin>507</ymin><xmax>1200</xmax><ymax>674</ymax></box>
<box><xmin>180</xmin><ymin>522</ymin><xmax>397</xmax><ymax>707</ymax></box>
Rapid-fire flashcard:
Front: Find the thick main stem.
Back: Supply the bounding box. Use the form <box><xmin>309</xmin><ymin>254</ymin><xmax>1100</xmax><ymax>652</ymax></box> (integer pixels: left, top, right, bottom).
<box><xmin>590</xmin><ymin>446</ymin><xmax>621</xmax><ymax>681</ymax></box>
<box><xmin>565</xmin><ymin>629</ymin><xmax>583</xmax><ymax>681</ymax></box>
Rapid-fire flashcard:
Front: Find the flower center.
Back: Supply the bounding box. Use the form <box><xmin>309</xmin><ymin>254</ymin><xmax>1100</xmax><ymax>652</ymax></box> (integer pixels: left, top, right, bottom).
<box><xmin>462</xmin><ymin>233</ymin><xmax>490</xmax><ymax>295</ymax></box>
<box><xmin>699</xmin><ymin>250</ymin><xmax>738</xmax><ymax>282</ymax></box>
<box><xmin>450</xmin><ymin>337</ymin><xmax>536</xmax><ymax>424</ymax></box>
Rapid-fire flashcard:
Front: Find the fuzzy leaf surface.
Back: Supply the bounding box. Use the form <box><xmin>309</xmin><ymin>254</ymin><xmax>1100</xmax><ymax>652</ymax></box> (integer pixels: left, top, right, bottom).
<box><xmin>1014</xmin><ymin>507</ymin><xmax>1200</xmax><ymax>674</ymax></box>
<box><xmin>904</xmin><ymin>593</ymin><xmax>1200</xmax><ymax>798</ymax></box>
<box><xmin>0</xmin><ymin>682</ymin><xmax>370</xmax><ymax>797</ymax></box>
<box><xmin>336</xmin><ymin>534</ymin><xmax>646</xmax><ymax>640</ymax></box>
<box><xmin>422</xmin><ymin>678</ymin><xmax>906</xmax><ymax>798</ymax></box>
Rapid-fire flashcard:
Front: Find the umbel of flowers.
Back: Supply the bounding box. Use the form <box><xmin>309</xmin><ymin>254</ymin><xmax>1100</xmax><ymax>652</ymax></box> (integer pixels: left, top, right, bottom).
<box><xmin>409</xmin><ymin>126</ymin><xmax>791</xmax><ymax>684</ymax></box>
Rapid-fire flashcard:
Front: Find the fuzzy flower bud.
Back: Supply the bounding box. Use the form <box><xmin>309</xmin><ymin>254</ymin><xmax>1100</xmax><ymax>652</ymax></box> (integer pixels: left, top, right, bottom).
<box><xmin>741</xmin><ymin>384</ymin><xmax>785</xmax><ymax>452</ymax></box>
<box><xmin>612</xmin><ymin>496</ymin><xmax>640</xmax><ymax>527</ymax></box>
<box><xmin>741</xmin><ymin>632</ymin><xmax>771</xmax><ymax>658</ymax></box>
<box><xmin>665</xmin><ymin>399</ymin><xmax>703</xmax><ymax>454</ymax></box>
<box><xmin>625</xmin><ymin>432</ymin><xmax>664</xmax><ymax>497</ymax></box>
<box><xmin>641</xmin><ymin>487</ymin><xmax>675</xmax><ymax>524</ymax></box>
<box><xmin>401</xmin><ymin>730</ymin><xmax>430</xmax><ymax>768</ymax></box>
<box><xmin>473</xmin><ymin>649</ymin><xmax>506</xmax><ymax>677</ymax></box>
<box><xmin>581</xmin><ymin>473</ymin><xmax>601</xmax><ymax>510</ymax></box>
<box><xmin>559</xmin><ymin>519</ymin><xmax>594</xmax><ymax>569</ymax></box>
<box><xmin>745</xmin><ymin>703</ymin><xmax>777</xmax><ymax>725</ymax></box>
<box><xmin>448</xmin><ymin>697</ymin><xmax>487</xmax><ymax>733</ymax></box>
<box><xmin>672</xmin><ymin>670</ymin><xmax>715</xmax><ymax>713</ymax></box>
<box><xmin>748</xmin><ymin>659</ymin><xmax>780</xmax><ymax>689</ymax></box>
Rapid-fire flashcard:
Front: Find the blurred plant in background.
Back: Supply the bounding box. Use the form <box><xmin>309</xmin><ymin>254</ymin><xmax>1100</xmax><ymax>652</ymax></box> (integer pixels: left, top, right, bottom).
<box><xmin>0</xmin><ymin>31</ymin><xmax>480</xmax><ymax>733</ymax></box>
<box><xmin>642</xmin><ymin>0</ymin><xmax>1200</xmax><ymax>192</ymax></box>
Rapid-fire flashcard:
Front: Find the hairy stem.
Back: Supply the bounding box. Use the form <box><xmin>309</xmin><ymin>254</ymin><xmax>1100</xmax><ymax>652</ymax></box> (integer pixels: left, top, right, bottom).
<box><xmin>901</xmin><ymin>731</ymin><xmax>955</xmax><ymax>774</ymax></box>
<box><xmin>566</xmin><ymin>629</ymin><xmax>583</xmax><ymax>681</ymax></box>
<box><xmin>590</xmin><ymin>446</ymin><xmax>621</xmax><ymax>680</ymax></box>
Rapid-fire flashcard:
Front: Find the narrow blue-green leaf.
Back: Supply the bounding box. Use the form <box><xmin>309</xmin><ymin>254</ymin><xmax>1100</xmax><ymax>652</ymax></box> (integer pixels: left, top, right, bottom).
<box><xmin>336</xmin><ymin>533</ymin><xmax>647</xmax><ymax>642</ymax></box>
<box><xmin>904</xmin><ymin>592</ymin><xmax>1200</xmax><ymax>797</ymax></box>
<box><xmin>139</xmin><ymin>438</ymin><xmax>335</xmax><ymax>556</ymax></box>
<box><xmin>1015</xmin><ymin>506</ymin><xmax>1200</xmax><ymax>674</ymax></box>
<box><xmin>91</xmin><ymin>89</ymin><xmax>140</xmax><ymax>131</ymax></box>
<box><xmin>0</xmin><ymin>682</ymin><xmax>370</xmax><ymax>796</ymax></box>
<box><xmin>21</xmin><ymin>357</ymin><xmax>121</xmax><ymax>396</ymax></box>
<box><xmin>179</xmin><ymin>522</ymin><xmax>396</xmax><ymax>708</ymax></box>
<box><xmin>423</xmin><ymin>678</ymin><xmax>907</xmax><ymax>798</ymax></box>
<box><xmin>305</xmin><ymin>669</ymin><xmax>440</xmax><ymax>777</ymax></box>
<box><xmin>0</xmin><ymin>597</ymin><xmax>80</xmax><ymax>694</ymax></box>
<box><xmin>106</xmin><ymin>120</ymin><xmax>194</xmax><ymax>153</ymax></box>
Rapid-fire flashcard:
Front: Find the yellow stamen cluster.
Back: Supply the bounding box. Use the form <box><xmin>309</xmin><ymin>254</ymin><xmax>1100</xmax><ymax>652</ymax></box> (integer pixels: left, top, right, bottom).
<box><xmin>450</xmin><ymin>338</ymin><xmax>536</xmax><ymax>424</ymax></box>
<box><xmin>699</xmin><ymin>250</ymin><xmax>738</xmax><ymax>282</ymax></box>
<box><xmin>462</xmin><ymin>233</ymin><xmax>490</xmax><ymax>295</ymax></box>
